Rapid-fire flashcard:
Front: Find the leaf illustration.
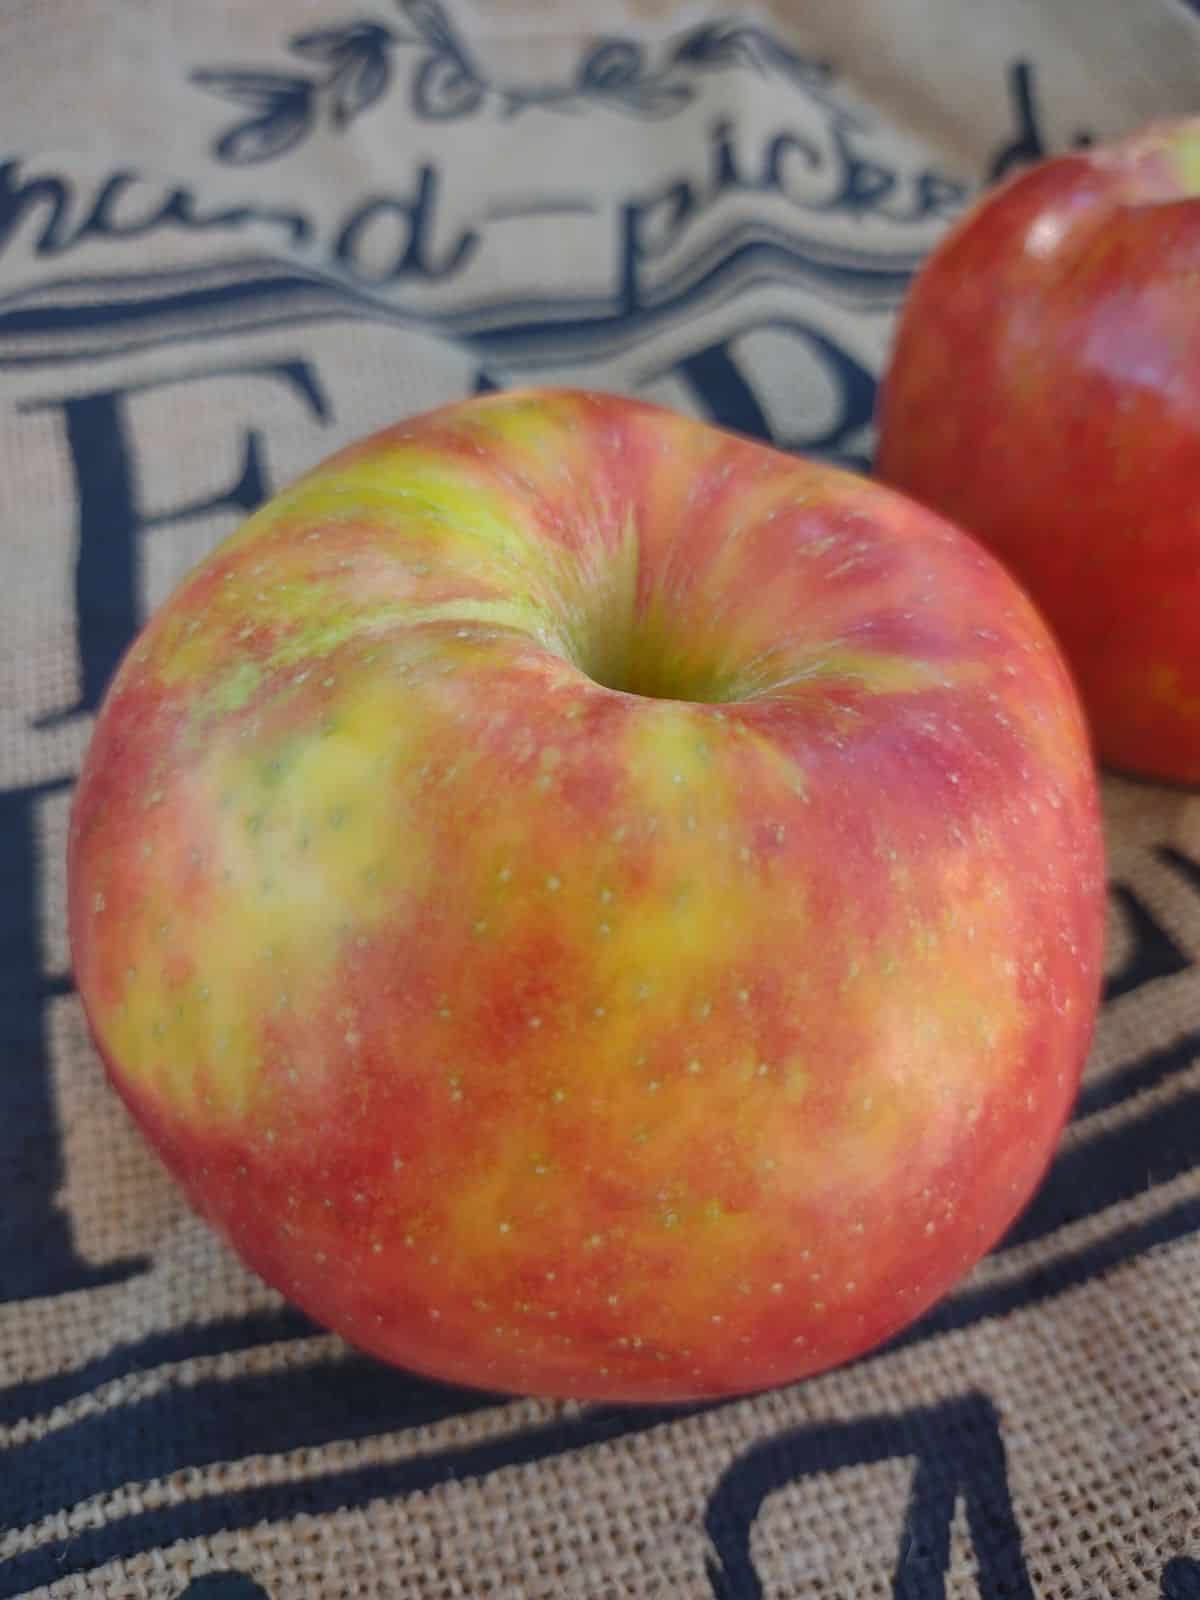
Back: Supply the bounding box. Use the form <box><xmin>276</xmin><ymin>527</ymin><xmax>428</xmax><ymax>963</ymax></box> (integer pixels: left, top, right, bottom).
<box><xmin>289</xmin><ymin>22</ymin><xmax>394</xmax><ymax>63</ymax></box>
<box><xmin>578</xmin><ymin>38</ymin><xmax>644</xmax><ymax>92</ymax></box>
<box><xmin>670</xmin><ymin>21</ymin><xmax>830</xmax><ymax>87</ymax></box>
<box><xmin>190</xmin><ymin>69</ymin><xmax>311</xmax><ymax>114</ymax></box>
<box><xmin>670</xmin><ymin>22</ymin><xmax>756</xmax><ymax>68</ymax></box>
<box><xmin>191</xmin><ymin>70</ymin><xmax>316</xmax><ymax>164</ymax></box>
<box><xmin>577</xmin><ymin>38</ymin><xmax>692</xmax><ymax>116</ymax></box>
<box><xmin>291</xmin><ymin>23</ymin><xmax>396</xmax><ymax>127</ymax></box>
<box><xmin>333</xmin><ymin>49</ymin><xmax>391</xmax><ymax>126</ymax></box>
<box><xmin>399</xmin><ymin>0</ymin><xmax>466</xmax><ymax>55</ymax></box>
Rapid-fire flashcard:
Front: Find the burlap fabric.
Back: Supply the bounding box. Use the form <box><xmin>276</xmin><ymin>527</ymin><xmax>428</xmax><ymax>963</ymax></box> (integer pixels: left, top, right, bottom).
<box><xmin>3</xmin><ymin>3</ymin><xmax>1199</xmax><ymax>1596</ymax></box>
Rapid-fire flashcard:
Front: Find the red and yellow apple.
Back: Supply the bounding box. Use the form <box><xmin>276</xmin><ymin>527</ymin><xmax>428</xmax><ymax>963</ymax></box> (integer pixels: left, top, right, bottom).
<box><xmin>69</xmin><ymin>389</ymin><xmax>1105</xmax><ymax>1402</ymax></box>
<box><xmin>876</xmin><ymin>118</ymin><xmax>1200</xmax><ymax>785</ymax></box>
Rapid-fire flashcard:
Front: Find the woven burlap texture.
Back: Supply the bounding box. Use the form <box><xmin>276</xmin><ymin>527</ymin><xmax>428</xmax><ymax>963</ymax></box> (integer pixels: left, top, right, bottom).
<box><xmin>2</xmin><ymin>2</ymin><xmax>1199</xmax><ymax>1596</ymax></box>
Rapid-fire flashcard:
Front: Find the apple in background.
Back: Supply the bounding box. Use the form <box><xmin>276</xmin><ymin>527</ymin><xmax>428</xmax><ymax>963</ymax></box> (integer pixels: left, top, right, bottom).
<box><xmin>876</xmin><ymin>118</ymin><xmax>1200</xmax><ymax>786</ymax></box>
<box><xmin>68</xmin><ymin>389</ymin><xmax>1105</xmax><ymax>1403</ymax></box>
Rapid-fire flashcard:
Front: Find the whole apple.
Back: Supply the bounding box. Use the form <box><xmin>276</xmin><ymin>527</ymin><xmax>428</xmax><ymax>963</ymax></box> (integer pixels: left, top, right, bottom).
<box><xmin>876</xmin><ymin>119</ymin><xmax>1200</xmax><ymax>785</ymax></box>
<box><xmin>69</xmin><ymin>389</ymin><xmax>1105</xmax><ymax>1403</ymax></box>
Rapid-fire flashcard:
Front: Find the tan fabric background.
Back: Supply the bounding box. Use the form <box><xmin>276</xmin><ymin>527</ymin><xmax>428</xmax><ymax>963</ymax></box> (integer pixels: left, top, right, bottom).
<box><xmin>2</xmin><ymin>2</ymin><xmax>1199</xmax><ymax>1596</ymax></box>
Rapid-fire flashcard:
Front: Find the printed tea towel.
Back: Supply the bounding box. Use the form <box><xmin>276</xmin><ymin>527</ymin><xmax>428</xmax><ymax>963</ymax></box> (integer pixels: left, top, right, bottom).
<box><xmin>3</xmin><ymin>1</ymin><xmax>1200</xmax><ymax>1595</ymax></box>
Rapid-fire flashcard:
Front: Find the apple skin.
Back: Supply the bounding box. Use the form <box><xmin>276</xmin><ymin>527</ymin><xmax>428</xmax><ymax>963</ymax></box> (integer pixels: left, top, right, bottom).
<box><xmin>876</xmin><ymin>120</ymin><xmax>1200</xmax><ymax>785</ymax></box>
<box><xmin>69</xmin><ymin>389</ymin><xmax>1105</xmax><ymax>1403</ymax></box>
